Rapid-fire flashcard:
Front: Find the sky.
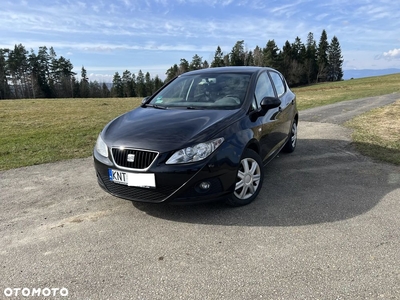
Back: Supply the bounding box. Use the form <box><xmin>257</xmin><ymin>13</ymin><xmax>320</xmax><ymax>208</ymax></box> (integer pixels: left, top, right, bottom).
<box><xmin>1</xmin><ymin>0</ymin><xmax>400</xmax><ymax>82</ymax></box>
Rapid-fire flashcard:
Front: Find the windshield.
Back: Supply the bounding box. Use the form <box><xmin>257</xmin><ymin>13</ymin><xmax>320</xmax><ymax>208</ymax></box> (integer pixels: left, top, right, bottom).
<box><xmin>149</xmin><ymin>73</ymin><xmax>251</xmax><ymax>109</ymax></box>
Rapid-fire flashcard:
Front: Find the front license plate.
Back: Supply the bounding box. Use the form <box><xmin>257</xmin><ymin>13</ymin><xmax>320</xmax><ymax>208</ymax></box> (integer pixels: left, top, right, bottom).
<box><xmin>108</xmin><ymin>169</ymin><xmax>156</xmax><ymax>188</ymax></box>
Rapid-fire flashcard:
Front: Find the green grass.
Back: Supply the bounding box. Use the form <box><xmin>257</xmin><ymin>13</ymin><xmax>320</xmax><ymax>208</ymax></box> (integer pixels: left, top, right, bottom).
<box><xmin>0</xmin><ymin>98</ymin><xmax>141</xmax><ymax>170</ymax></box>
<box><xmin>1</xmin><ymin>73</ymin><xmax>400</xmax><ymax>170</ymax></box>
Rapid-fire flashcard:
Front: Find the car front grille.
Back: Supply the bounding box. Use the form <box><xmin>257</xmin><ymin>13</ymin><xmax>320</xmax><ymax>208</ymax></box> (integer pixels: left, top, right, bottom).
<box><xmin>97</xmin><ymin>173</ymin><xmax>178</xmax><ymax>202</ymax></box>
<box><xmin>111</xmin><ymin>148</ymin><xmax>158</xmax><ymax>170</ymax></box>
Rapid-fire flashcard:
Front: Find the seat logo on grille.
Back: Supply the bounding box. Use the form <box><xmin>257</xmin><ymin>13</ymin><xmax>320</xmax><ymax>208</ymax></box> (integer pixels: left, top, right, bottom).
<box><xmin>127</xmin><ymin>154</ymin><xmax>135</xmax><ymax>162</ymax></box>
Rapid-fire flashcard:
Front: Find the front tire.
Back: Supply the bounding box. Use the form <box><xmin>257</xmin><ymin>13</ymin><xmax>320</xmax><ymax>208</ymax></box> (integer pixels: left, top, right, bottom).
<box><xmin>226</xmin><ymin>149</ymin><xmax>264</xmax><ymax>206</ymax></box>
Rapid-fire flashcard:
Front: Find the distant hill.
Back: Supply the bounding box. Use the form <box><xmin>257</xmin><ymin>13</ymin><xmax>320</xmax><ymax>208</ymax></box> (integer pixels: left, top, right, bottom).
<box><xmin>343</xmin><ymin>68</ymin><xmax>400</xmax><ymax>80</ymax></box>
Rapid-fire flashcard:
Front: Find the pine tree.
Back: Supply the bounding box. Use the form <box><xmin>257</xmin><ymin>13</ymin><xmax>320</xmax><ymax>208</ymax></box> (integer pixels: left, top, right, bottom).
<box><xmin>253</xmin><ymin>46</ymin><xmax>263</xmax><ymax>67</ymax></box>
<box><xmin>223</xmin><ymin>54</ymin><xmax>230</xmax><ymax>66</ymax></box>
<box><xmin>230</xmin><ymin>40</ymin><xmax>245</xmax><ymax>66</ymax></box>
<box><xmin>102</xmin><ymin>82</ymin><xmax>110</xmax><ymax>98</ymax></box>
<box><xmin>280</xmin><ymin>41</ymin><xmax>293</xmax><ymax>84</ymax></box>
<box><xmin>165</xmin><ymin>64</ymin><xmax>179</xmax><ymax>82</ymax></box>
<box><xmin>189</xmin><ymin>54</ymin><xmax>203</xmax><ymax>70</ymax></box>
<box><xmin>291</xmin><ymin>37</ymin><xmax>307</xmax><ymax>85</ymax></box>
<box><xmin>145</xmin><ymin>72</ymin><xmax>153</xmax><ymax>96</ymax></box>
<box><xmin>27</xmin><ymin>49</ymin><xmax>40</xmax><ymax>98</ymax></box>
<box><xmin>179</xmin><ymin>59</ymin><xmax>189</xmax><ymax>74</ymax></box>
<box><xmin>305</xmin><ymin>32</ymin><xmax>318</xmax><ymax>84</ymax></box>
<box><xmin>45</xmin><ymin>54</ymin><xmax>75</xmax><ymax>98</ymax></box>
<box><xmin>48</xmin><ymin>47</ymin><xmax>58</xmax><ymax>94</ymax></box>
<box><xmin>263</xmin><ymin>40</ymin><xmax>280</xmax><ymax>68</ymax></box>
<box><xmin>327</xmin><ymin>36</ymin><xmax>344</xmax><ymax>81</ymax></box>
<box><xmin>80</xmin><ymin>66</ymin><xmax>90</xmax><ymax>98</ymax></box>
<box><xmin>111</xmin><ymin>72</ymin><xmax>123</xmax><ymax>97</ymax></box>
<box><xmin>153</xmin><ymin>75</ymin><xmax>164</xmax><ymax>91</ymax></box>
<box><xmin>136</xmin><ymin>70</ymin><xmax>146</xmax><ymax>97</ymax></box>
<box><xmin>8</xmin><ymin>44</ymin><xmax>29</xmax><ymax>98</ymax></box>
<box><xmin>61</xmin><ymin>57</ymin><xmax>75</xmax><ymax>97</ymax></box>
<box><xmin>0</xmin><ymin>49</ymin><xmax>10</xmax><ymax>99</ymax></box>
<box><xmin>122</xmin><ymin>70</ymin><xmax>134</xmax><ymax>97</ymax></box>
<box><xmin>72</xmin><ymin>76</ymin><xmax>80</xmax><ymax>98</ymax></box>
<box><xmin>35</xmin><ymin>46</ymin><xmax>53</xmax><ymax>98</ymax></box>
<box><xmin>89</xmin><ymin>81</ymin><xmax>102</xmax><ymax>98</ymax></box>
<box><xmin>245</xmin><ymin>51</ymin><xmax>254</xmax><ymax>66</ymax></box>
<box><xmin>317</xmin><ymin>30</ymin><xmax>329</xmax><ymax>82</ymax></box>
<box><xmin>211</xmin><ymin>46</ymin><xmax>225</xmax><ymax>67</ymax></box>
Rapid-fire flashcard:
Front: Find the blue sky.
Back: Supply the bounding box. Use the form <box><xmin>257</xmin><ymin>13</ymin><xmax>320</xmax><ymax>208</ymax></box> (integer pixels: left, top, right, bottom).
<box><xmin>1</xmin><ymin>0</ymin><xmax>399</xmax><ymax>81</ymax></box>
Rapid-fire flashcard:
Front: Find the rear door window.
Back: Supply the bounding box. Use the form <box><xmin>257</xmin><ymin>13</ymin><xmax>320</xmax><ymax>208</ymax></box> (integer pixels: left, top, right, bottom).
<box><xmin>254</xmin><ymin>72</ymin><xmax>275</xmax><ymax>105</ymax></box>
<box><xmin>269</xmin><ymin>71</ymin><xmax>286</xmax><ymax>97</ymax></box>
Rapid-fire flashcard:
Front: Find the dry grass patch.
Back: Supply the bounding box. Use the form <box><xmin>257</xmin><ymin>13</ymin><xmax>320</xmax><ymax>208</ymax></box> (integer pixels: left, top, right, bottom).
<box><xmin>345</xmin><ymin>99</ymin><xmax>400</xmax><ymax>165</ymax></box>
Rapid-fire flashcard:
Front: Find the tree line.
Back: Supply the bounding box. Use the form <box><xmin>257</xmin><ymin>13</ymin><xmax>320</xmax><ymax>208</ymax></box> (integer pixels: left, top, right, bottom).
<box><xmin>110</xmin><ymin>70</ymin><xmax>164</xmax><ymax>98</ymax></box>
<box><xmin>166</xmin><ymin>30</ymin><xmax>343</xmax><ymax>86</ymax></box>
<box><xmin>0</xmin><ymin>45</ymin><xmax>77</xmax><ymax>99</ymax></box>
<box><xmin>0</xmin><ymin>29</ymin><xmax>342</xmax><ymax>100</ymax></box>
<box><xmin>0</xmin><ymin>44</ymin><xmax>166</xmax><ymax>99</ymax></box>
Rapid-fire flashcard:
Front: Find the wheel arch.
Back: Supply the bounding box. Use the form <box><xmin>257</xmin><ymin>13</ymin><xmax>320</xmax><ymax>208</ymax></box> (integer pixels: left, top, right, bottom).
<box><xmin>294</xmin><ymin>112</ymin><xmax>299</xmax><ymax>124</ymax></box>
<box><xmin>245</xmin><ymin>138</ymin><xmax>261</xmax><ymax>156</ymax></box>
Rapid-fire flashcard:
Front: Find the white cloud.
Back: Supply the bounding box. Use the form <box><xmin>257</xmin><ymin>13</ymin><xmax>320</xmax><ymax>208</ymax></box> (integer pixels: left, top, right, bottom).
<box><xmin>315</xmin><ymin>13</ymin><xmax>329</xmax><ymax>21</ymax></box>
<box><xmin>383</xmin><ymin>48</ymin><xmax>400</xmax><ymax>59</ymax></box>
<box><xmin>86</xmin><ymin>73</ymin><xmax>114</xmax><ymax>82</ymax></box>
<box><xmin>221</xmin><ymin>0</ymin><xmax>233</xmax><ymax>6</ymax></box>
<box><xmin>82</xmin><ymin>46</ymin><xmax>114</xmax><ymax>53</ymax></box>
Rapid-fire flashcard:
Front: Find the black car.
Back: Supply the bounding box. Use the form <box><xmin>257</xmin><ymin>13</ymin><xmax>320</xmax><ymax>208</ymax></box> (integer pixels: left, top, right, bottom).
<box><xmin>93</xmin><ymin>66</ymin><xmax>298</xmax><ymax>206</ymax></box>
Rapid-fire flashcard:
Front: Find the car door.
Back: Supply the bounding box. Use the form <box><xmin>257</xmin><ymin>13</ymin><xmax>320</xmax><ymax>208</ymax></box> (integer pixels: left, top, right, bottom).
<box><xmin>254</xmin><ymin>71</ymin><xmax>287</xmax><ymax>162</ymax></box>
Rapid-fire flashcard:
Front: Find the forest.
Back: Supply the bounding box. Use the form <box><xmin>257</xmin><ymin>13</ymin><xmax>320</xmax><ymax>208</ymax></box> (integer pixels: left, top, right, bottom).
<box><xmin>0</xmin><ymin>30</ymin><xmax>342</xmax><ymax>100</ymax></box>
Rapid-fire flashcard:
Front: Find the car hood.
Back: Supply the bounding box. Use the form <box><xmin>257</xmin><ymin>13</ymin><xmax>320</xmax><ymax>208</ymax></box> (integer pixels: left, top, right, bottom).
<box><xmin>103</xmin><ymin>107</ymin><xmax>243</xmax><ymax>152</ymax></box>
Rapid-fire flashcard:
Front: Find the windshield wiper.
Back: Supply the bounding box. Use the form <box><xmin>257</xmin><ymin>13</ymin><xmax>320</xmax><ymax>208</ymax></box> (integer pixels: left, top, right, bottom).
<box><xmin>145</xmin><ymin>104</ymin><xmax>167</xmax><ymax>109</ymax></box>
<box><xmin>186</xmin><ymin>106</ymin><xmax>205</xmax><ymax>110</ymax></box>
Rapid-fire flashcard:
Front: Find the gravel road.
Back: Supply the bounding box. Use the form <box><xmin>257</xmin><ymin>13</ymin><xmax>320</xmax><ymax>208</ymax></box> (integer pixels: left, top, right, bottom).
<box><xmin>1</xmin><ymin>94</ymin><xmax>399</xmax><ymax>299</ymax></box>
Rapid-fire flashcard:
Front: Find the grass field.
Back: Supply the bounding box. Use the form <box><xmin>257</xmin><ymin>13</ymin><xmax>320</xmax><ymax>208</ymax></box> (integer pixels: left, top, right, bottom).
<box><xmin>1</xmin><ymin>73</ymin><xmax>400</xmax><ymax>170</ymax></box>
<box><xmin>292</xmin><ymin>73</ymin><xmax>400</xmax><ymax>110</ymax></box>
<box><xmin>0</xmin><ymin>98</ymin><xmax>141</xmax><ymax>170</ymax></box>
<box><xmin>345</xmin><ymin>100</ymin><xmax>400</xmax><ymax>165</ymax></box>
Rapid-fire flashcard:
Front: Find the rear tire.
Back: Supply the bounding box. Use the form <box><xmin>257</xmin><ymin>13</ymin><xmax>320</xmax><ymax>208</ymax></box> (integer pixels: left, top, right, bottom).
<box><xmin>282</xmin><ymin>120</ymin><xmax>297</xmax><ymax>153</ymax></box>
<box><xmin>226</xmin><ymin>149</ymin><xmax>264</xmax><ymax>206</ymax></box>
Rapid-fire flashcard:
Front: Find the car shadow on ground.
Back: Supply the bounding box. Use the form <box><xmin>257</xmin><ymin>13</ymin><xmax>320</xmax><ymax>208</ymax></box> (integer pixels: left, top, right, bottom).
<box><xmin>132</xmin><ymin>138</ymin><xmax>400</xmax><ymax>227</ymax></box>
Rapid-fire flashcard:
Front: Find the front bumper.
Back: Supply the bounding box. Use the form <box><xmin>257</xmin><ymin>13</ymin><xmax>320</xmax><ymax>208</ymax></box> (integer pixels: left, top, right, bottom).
<box><xmin>93</xmin><ymin>145</ymin><xmax>240</xmax><ymax>204</ymax></box>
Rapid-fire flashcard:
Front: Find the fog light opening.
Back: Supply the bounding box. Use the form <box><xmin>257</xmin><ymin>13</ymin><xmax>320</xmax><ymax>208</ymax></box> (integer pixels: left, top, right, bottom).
<box><xmin>199</xmin><ymin>181</ymin><xmax>211</xmax><ymax>190</ymax></box>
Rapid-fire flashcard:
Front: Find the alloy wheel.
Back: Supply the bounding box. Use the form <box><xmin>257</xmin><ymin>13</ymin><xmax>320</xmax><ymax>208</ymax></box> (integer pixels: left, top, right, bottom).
<box><xmin>234</xmin><ymin>157</ymin><xmax>261</xmax><ymax>200</ymax></box>
<box><xmin>291</xmin><ymin>122</ymin><xmax>297</xmax><ymax>148</ymax></box>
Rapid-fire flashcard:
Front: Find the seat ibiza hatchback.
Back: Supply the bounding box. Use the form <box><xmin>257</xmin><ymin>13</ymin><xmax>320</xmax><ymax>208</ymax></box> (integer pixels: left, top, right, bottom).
<box><xmin>93</xmin><ymin>66</ymin><xmax>298</xmax><ymax>206</ymax></box>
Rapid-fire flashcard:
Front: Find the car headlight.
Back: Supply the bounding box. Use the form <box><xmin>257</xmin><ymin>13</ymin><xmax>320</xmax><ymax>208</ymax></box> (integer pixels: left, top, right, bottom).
<box><xmin>166</xmin><ymin>138</ymin><xmax>224</xmax><ymax>164</ymax></box>
<box><xmin>95</xmin><ymin>134</ymin><xmax>108</xmax><ymax>157</ymax></box>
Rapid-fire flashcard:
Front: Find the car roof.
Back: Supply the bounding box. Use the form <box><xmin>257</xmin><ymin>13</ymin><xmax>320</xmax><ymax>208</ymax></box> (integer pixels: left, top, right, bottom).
<box><xmin>179</xmin><ymin>66</ymin><xmax>276</xmax><ymax>76</ymax></box>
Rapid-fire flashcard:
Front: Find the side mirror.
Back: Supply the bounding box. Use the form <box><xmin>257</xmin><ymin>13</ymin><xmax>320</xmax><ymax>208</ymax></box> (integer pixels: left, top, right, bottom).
<box><xmin>140</xmin><ymin>96</ymin><xmax>150</xmax><ymax>107</ymax></box>
<box><xmin>260</xmin><ymin>97</ymin><xmax>281</xmax><ymax>111</ymax></box>
<box><xmin>250</xmin><ymin>97</ymin><xmax>281</xmax><ymax>120</ymax></box>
